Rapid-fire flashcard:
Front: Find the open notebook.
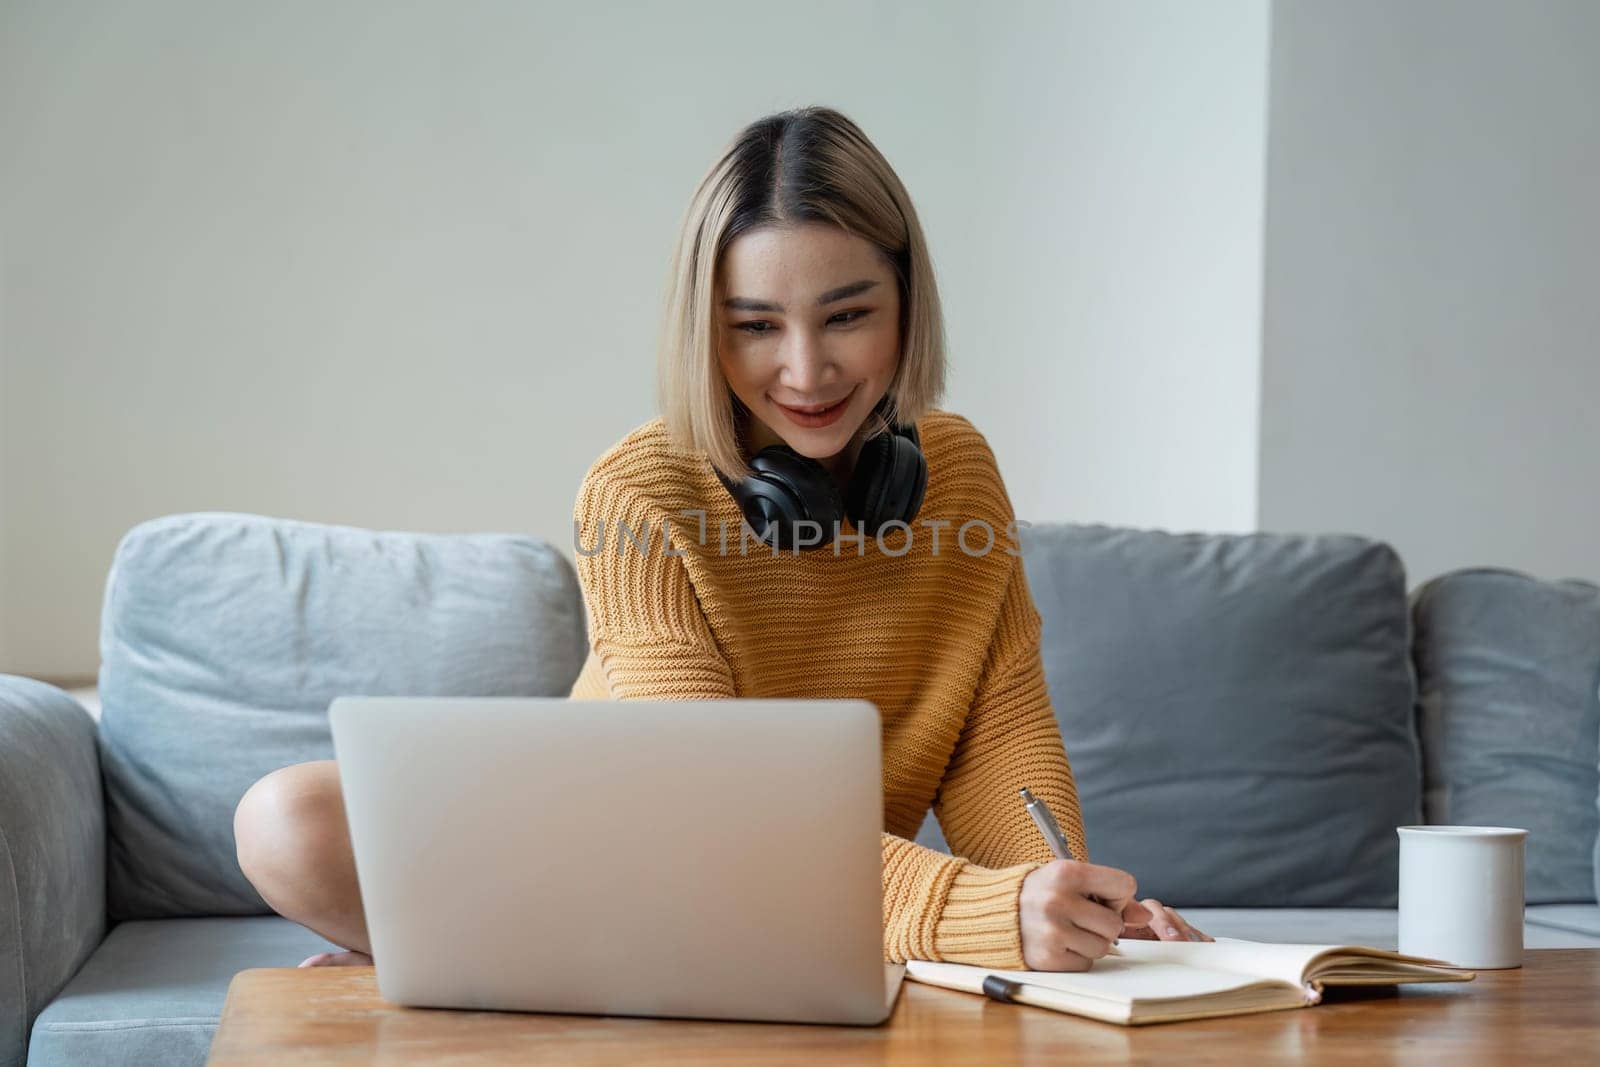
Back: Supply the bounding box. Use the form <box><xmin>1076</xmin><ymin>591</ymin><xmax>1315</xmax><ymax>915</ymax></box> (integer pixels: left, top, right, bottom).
<box><xmin>906</xmin><ymin>937</ymin><xmax>1474</xmax><ymax>1026</ymax></box>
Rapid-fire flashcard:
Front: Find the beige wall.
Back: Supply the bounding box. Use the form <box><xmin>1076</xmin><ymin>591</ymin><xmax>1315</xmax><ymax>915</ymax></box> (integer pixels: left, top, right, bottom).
<box><xmin>0</xmin><ymin>0</ymin><xmax>1271</xmax><ymax>677</ymax></box>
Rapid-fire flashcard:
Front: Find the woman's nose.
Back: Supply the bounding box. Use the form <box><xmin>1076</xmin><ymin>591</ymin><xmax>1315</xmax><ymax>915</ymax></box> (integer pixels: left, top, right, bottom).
<box><xmin>777</xmin><ymin>330</ymin><xmax>834</xmax><ymax>392</ymax></box>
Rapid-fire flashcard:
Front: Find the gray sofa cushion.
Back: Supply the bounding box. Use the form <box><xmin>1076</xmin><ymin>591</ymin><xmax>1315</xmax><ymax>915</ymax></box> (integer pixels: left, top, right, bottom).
<box><xmin>98</xmin><ymin>512</ymin><xmax>588</xmax><ymax>919</ymax></box>
<box><xmin>26</xmin><ymin>917</ymin><xmax>335</xmax><ymax>1067</ymax></box>
<box><xmin>1524</xmin><ymin>904</ymin><xmax>1600</xmax><ymax>939</ymax></box>
<box><xmin>1173</xmin><ymin>907</ymin><xmax>1600</xmax><ymax>949</ymax></box>
<box><xmin>0</xmin><ymin>678</ymin><xmax>106</xmax><ymax>1067</ymax></box>
<box><xmin>1412</xmin><ymin>568</ymin><xmax>1600</xmax><ymax>904</ymax></box>
<box><xmin>1018</xmin><ymin>524</ymin><xmax>1421</xmax><ymax>907</ymax></box>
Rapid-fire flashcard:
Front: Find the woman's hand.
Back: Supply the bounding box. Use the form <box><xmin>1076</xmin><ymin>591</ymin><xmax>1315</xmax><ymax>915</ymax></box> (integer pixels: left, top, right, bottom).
<box><xmin>1119</xmin><ymin>896</ymin><xmax>1212</xmax><ymax>943</ymax></box>
<box><xmin>1019</xmin><ymin>860</ymin><xmax>1150</xmax><ymax>971</ymax></box>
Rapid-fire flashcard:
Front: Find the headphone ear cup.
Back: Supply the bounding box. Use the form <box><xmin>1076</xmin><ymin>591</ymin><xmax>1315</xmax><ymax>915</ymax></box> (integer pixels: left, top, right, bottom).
<box><xmin>877</xmin><ymin>434</ymin><xmax>927</xmax><ymax>526</ymax></box>
<box><xmin>842</xmin><ymin>431</ymin><xmax>891</xmax><ymax>531</ymax></box>
<box><xmin>894</xmin><ymin>438</ymin><xmax>929</xmax><ymax>523</ymax></box>
<box><xmin>737</xmin><ymin>446</ymin><xmax>844</xmax><ymax>548</ymax></box>
<box><xmin>845</xmin><ymin>429</ymin><xmax>928</xmax><ymax>536</ymax></box>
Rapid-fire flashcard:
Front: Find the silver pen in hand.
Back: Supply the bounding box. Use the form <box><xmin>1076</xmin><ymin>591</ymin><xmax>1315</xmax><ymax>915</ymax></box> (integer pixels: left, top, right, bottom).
<box><xmin>1020</xmin><ymin>787</ymin><xmax>1076</xmax><ymax>860</ymax></box>
<box><xmin>1020</xmin><ymin>787</ymin><xmax>1122</xmax><ymax>954</ymax></box>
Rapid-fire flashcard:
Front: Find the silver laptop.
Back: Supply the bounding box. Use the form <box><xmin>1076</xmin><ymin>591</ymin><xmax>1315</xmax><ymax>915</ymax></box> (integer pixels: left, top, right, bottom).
<box><xmin>328</xmin><ymin>696</ymin><xmax>906</xmax><ymax>1026</ymax></box>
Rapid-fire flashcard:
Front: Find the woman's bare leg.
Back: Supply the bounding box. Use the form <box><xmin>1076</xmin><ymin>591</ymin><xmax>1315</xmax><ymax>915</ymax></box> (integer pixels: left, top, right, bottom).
<box><xmin>234</xmin><ymin>759</ymin><xmax>372</xmax><ymax>964</ymax></box>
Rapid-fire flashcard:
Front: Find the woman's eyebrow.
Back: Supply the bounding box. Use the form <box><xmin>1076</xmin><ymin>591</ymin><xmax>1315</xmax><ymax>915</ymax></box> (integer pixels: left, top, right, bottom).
<box><xmin>723</xmin><ymin>279</ymin><xmax>879</xmax><ymax>313</ymax></box>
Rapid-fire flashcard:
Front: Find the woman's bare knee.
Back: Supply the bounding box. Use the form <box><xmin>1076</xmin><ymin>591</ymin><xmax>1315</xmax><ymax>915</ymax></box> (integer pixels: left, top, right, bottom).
<box><xmin>234</xmin><ymin>760</ymin><xmax>367</xmax><ymax>950</ymax></box>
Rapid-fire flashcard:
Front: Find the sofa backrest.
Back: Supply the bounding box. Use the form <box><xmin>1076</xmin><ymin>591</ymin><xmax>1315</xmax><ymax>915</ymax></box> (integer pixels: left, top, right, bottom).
<box><xmin>1019</xmin><ymin>523</ymin><xmax>1422</xmax><ymax>907</ymax></box>
<box><xmin>97</xmin><ymin>512</ymin><xmax>588</xmax><ymax>919</ymax></box>
<box><xmin>1412</xmin><ymin>568</ymin><xmax>1600</xmax><ymax>904</ymax></box>
<box><xmin>914</xmin><ymin>521</ymin><xmax>1600</xmax><ymax>910</ymax></box>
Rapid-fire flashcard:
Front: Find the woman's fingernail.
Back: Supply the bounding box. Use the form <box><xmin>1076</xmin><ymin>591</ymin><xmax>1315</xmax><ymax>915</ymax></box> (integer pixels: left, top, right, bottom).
<box><xmin>1166</xmin><ymin>926</ymin><xmax>1179</xmax><ymax>937</ymax></box>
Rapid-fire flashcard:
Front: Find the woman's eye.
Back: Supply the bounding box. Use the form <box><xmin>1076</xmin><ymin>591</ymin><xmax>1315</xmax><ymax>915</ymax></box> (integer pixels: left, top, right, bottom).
<box><xmin>733</xmin><ymin>310</ymin><xmax>870</xmax><ymax>335</ymax></box>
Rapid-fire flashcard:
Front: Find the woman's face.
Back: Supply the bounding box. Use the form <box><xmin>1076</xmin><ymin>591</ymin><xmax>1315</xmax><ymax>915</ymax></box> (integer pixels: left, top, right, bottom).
<box><xmin>716</xmin><ymin>222</ymin><xmax>902</xmax><ymax>464</ymax></box>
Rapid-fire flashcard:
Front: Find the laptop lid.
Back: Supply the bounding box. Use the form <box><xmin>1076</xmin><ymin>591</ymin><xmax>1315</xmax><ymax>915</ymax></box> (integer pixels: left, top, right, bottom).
<box><xmin>329</xmin><ymin>696</ymin><xmax>901</xmax><ymax>1025</ymax></box>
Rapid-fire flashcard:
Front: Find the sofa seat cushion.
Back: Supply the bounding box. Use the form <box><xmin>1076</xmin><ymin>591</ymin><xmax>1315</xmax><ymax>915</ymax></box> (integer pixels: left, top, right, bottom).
<box><xmin>1524</xmin><ymin>904</ymin><xmax>1600</xmax><ymax>939</ymax></box>
<box><xmin>27</xmin><ymin>917</ymin><xmax>336</xmax><ymax>1067</ymax></box>
<box><xmin>1412</xmin><ymin>567</ymin><xmax>1600</xmax><ymax>904</ymax></box>
<box><xmin>97</xmin><ymin>512</ymin><xmax>589</xmax><ymax>919</ymax></box>
<box><xmin>1019</xmin><ymin>524</ymin><xmax>1421</xmax><ymax>906</ymax></box>
<box><xmin>1176</xmin><ymin>908</ymin><xmax>1600</xmax><ymax>950</ymax></box>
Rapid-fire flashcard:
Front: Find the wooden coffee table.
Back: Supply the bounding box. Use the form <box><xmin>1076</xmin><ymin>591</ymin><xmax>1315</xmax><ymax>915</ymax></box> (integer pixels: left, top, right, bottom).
<box><xmin>207</xmin><ymin>949</ymin><xmax>1600</xmax><ymax>1064</ymax></box>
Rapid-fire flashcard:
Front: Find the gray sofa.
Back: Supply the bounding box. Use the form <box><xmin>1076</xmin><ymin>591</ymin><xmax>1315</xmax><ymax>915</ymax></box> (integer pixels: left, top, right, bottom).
<box><xmin>3</xmin><ymin>512</ymin><xmax>1597</xmax><ymax>1065</ymax></box>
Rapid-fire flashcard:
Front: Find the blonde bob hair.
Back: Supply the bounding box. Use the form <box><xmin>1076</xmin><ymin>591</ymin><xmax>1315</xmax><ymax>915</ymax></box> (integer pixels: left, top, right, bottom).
<box><xmin>656</xmin><ymin>105</ymin><xmax>948</xmax><ymax>482</ymax></box>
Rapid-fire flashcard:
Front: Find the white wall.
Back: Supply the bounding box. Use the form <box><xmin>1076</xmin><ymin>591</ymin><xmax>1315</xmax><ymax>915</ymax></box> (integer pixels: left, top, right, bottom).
<box><xmin>1259</xmin><ymin>0</ymin><xmax>1600</xmax><ymax>585</ymax></box>
<box><xmin>0</xmin><ymin>0</ymin><xmax>1273</xmax><ymax>678</ymax></box>
<box><xmin>963</xmin><ymin>1</ymin><xmax>1269</xmax><ymax>538</ymax></box>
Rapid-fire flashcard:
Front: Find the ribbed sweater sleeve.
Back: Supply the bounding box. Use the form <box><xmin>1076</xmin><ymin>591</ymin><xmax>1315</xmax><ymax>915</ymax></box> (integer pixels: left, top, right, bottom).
<box><xmin>917</xmin><ymin>552</ymin><xmax>1091</xmax><ymax>969</ymax></box>
<box><xmin>573</xmin><ymin>468</ymin><xmax>737</xmax><ymax>700</ymax></box>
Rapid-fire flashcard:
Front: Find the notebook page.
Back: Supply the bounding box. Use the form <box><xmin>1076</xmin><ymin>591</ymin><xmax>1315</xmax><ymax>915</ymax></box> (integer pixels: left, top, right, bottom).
<box><xmin>906</xmin><ymin>955</ymin><xmax>1308</xmax><ymax>1006</ymax></box>
<box><xmin>1110</xmin><ymin>936</ymin><xmax>1332</xmax><ymax>989</ymax></box>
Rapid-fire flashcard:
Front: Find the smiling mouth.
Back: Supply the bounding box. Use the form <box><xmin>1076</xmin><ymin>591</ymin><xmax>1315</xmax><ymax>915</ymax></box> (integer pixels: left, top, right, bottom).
<box><xmin>773</xmin><ymin>391</ymin><xmax>853</xmax><ymax>415</ymax></box>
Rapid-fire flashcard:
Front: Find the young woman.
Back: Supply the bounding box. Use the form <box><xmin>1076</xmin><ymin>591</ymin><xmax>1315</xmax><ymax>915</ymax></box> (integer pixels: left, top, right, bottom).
<box><xmin>234</xmin><ymin>105</ymin><xmax>1208</xmax><ymax>970</ymax></box>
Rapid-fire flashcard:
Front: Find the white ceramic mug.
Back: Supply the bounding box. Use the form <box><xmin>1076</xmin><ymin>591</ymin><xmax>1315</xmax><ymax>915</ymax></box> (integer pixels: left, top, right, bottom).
<box><xmin>1397</xmin><ymin>825</ymin><xmax>1527</xmax><ymax>969</ymax></box>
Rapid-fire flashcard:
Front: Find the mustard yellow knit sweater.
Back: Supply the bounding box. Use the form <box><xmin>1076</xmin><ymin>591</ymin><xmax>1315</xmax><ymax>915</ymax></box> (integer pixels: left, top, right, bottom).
<box><xmin>567</xmin><ymin>410</ymin><xmax>1089</xmax><ymax>969</ymax></box>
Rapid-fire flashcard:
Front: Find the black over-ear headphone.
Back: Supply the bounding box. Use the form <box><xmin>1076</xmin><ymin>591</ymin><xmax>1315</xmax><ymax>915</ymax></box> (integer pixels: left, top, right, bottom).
<box><xmin>717</xmin><ymin>397</ymin><xmax>928</xmax><ymax>551</ymax></box>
